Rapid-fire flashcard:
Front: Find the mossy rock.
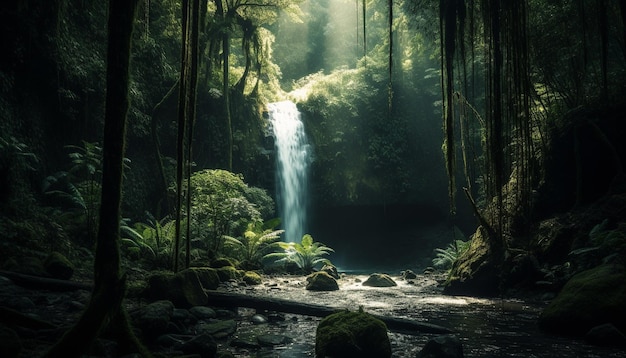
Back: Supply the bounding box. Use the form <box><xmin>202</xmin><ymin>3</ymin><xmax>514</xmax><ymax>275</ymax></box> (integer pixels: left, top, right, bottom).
<box><xmin>242</xmin><ymin>271</ymin><xmax>262</xmax><ymax>285</ymax></box>
<box><xmin>539</xmin><ymin>264</ymin><xmax>626</xmax><ymax>336</ymax></box>
<box><xmin>144</xmin><ymin>270</ymin><xmax>208</xmax><ymax>308</ymax></box>
<box><xmin>315</xmin><ymin>310</ymin><xmax>391</xmax><ymax>358</ymax></box>
<box><xmin>362</xmin><ymin>273</ymin><xmax>397</xmax><ymax>287</ymax></box>
<box><xmin>186</xmin><ymin>267</ymin><xmax>220</xmax><ymax>290</ymax></box>
<box><xmin>216</xmin><ymin>266</ymin><xmax>243</xmax><ymax>282</ymax></box>
<box><xmin>43</xmin><ymin>251</ymin><xmax>74</xmax><ymax>280</ymax></box>
<box><xmin>443</xmin><ymin>226</ymin><xmax>499</xmax><ymax>297</ymax></box>
<box><xmin>306</xmin><ymin>271</ymin><xmax>339</xmax><ymax>291</ymax></box>
<box><xmin>211</xmin><ymin>257</ymin><xmax>237</xmax><ymax>268</ymax></box>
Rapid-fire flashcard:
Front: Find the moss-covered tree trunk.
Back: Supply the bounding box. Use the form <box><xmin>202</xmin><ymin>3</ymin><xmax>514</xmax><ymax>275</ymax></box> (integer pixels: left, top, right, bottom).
<box><xmin>45</xmin><ymin>0</ymin><xmax>148</xmax><ymax>356</ymax></box>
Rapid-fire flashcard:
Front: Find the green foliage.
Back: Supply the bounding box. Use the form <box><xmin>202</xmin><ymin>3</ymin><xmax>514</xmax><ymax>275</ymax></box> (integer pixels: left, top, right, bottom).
<box><xmin>432</xmin><ymin>239</ymin><xmax>470</xmax><ymax>270</ymax></box>
<box><xmin>589</xmin><ymin>219</ymin><xmax>626</xmax><ymax>253</ymax></box>
<box><xmin>223</xmin><ymin>219</ymin><xmax>284</xmax><ymax>269</ymax></box>
<box><xmin>120</xmin><ymin>213</ymin><xmax>177</xmax><ymax>268</ymax></box>
<box><xmin>263</xmin><ymin>234</ymin><xmax>334</xmax><ymax>274</ymax></box>
<box><xmin>186</xmin><ymin>169</ymin><xmax>275</xmax><ymax>258</ymax></box>
<box><xmin>0</xmin><ymin>136</ymin><xmax>39</xmax><ymax>172</ymax></box>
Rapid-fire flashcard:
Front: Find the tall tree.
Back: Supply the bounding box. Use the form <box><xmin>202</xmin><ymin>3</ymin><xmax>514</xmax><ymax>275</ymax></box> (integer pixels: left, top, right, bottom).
<box><xmin>45</xmin><ymin>0</ymin><xmax>148</xmax><ymax>356</ymax></box>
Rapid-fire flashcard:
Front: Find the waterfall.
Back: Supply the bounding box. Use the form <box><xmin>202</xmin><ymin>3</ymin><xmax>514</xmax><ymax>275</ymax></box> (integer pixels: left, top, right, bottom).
<box><xmin>268</xmin><ymin>101</ymin><xmax>310</xmax><ymax>243</ymax></box>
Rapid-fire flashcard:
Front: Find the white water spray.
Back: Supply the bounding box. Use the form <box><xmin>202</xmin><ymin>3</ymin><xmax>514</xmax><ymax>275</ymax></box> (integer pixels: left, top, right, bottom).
<box><xmin>268</xmin><ymin>101</ymin><xmax>310</xmax><ymax>243</ymax></box>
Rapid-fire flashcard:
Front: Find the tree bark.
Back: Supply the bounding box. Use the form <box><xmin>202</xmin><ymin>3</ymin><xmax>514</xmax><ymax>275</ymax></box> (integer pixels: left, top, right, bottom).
<box><xmin>45</xmin><ymin>0</ymin><xmax>148</xmax><ymax>356</ymax></box>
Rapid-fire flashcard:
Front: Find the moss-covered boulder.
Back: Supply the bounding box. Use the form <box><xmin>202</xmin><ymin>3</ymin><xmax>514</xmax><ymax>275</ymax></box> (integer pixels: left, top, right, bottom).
<box><xmin>306</xmin><ymin>271</ymin><xmax>339</xmax><ymax>291</ymax></box>
<box><xmin>211</xmin><ymin>257</ymin><xmax>237</xmax><ymax>268</ymax></box>
<box><xmin>315</xmin><ymin>310</ymin><xmax>391</xmax><ymax>358</ymax></box>
<box><xmin>242</xmin><ymin>271</ymin><xmax>262</xmax><ymax>285</ymax></box>
<box><xmin>443</xmin><ymin>226</ymin><xmax>500</xmax><ymax>297</ymax></box>
<box><xmin>216</xmin><ymin>266</ymin><xmax>243</xmax><ymax>282</ymax></box>
<box><xmin>43</xmin><ymin>251</ymin><xmax>74</xmax><ymax>280</ymax></box>
<box><xmin>144</xmin><ymin>269</ymin><xmax>208</xmax><ymax>308</ymax></box>
<box><xmin>187</xmin><ymin>267</ymin><xmax>220</xmax><ymax>290</ymax></box>
<box><xmin>362</xmin><ymin>273</ymin><xmax>397</xmax><ymax>287</ymax></box>
<box><xmin>539</xmin><ymin>264</ymin><xmax>626</xmax><ymax>336</ymax></box>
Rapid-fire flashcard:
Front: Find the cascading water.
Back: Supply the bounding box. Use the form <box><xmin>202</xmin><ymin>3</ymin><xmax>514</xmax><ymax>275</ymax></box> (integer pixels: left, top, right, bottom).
<box><xmin>268</xmin><ymin>100</ymin><xmax>310</xmax><ymax>243</ymax></box>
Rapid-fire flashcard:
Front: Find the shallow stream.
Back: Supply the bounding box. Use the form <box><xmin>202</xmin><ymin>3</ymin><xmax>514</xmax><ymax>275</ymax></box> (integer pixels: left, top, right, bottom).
<box><xmin>221</xmin><ymin>273</ymin><xmax>626</xmax><ymax>357</ymax></box>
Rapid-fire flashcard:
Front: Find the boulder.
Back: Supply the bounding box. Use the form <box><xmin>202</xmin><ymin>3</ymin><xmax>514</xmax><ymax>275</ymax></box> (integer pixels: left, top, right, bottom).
<box><xmin>195</xmin><ymin>319</ymin><xmax>237</xmax><ymax>339</ymax></box>
<box><xmin>43</xmin><ymin>251</ymin><xmax>74</xmax><ymax>280</ymax></box>
<box><xmin>211</xmin><ymin>257</ymin><xmax>237</xmax><ymax>268</ymax></box>
<box><xmin>190</xmin><ymin>306</ymin><xmax>216</xmax><ymax>320</ymax></box>
<box><xmin>216</xmin><ymin>266</ymin><xmax>242</xmax><ymax>282</ymax></box>
<box><xmin>144</xmin><ymin>270</ymin><xmax>208</xmax><ymax>308</ymax></box>
<box><xmin>320</xmin><ymin>264</ymin><xmax>340</xmax><ymax>279</ymax></box>
<box><xmin>315</xmin><ymin>309</ymin><xmax>391</xmax><ymax>358</ymax></box>
<box><xmin>187</xmin><ymin>267</ymin><xmax>220</xmax><ymax>290</ymax></box>
<box><xmin>538</xmin><ymin>264</ymin><xmax>626</xmax><ymax>336</ymax></box>
<box><xmin>585</xmin><ymin>323</ymin><xmax>626</xmax><ymax>347</ymax></box>
<box><xmin>416</xmin><ymin>334</ymin><xmax>464</xmax><ymax>358</ymax></box>
<box><xmin>242</xmin><ymin>271</ymin><xmax>262</xmax><ymax>285</ymax></box>
<box><xmin>135</xmin><ymin>300</ymin><xmax>174</xmax><ymax>339</ymax></box>
<box><xmin>179</xmin><ymin>333</ymin><xmax>217</xmax><ymax>358</ymax></box>
<box><xmin>362</xmin><ymin>273</ymin><xmax>397</xmax><ymax>287</ymax></box>
<box><xmin>401</xmin><ymin>270</ymin><xmax>418</xmax><ymax>280</ymax></box>
<box><xmin>443</xmin><ymin>226</ymin><xmax>500</xmax><ymax>297</ymax></box>
<box><xmin>306</xmin><ymin>272</ymin><xmax>339</xmax><ymax>291</ymax></box>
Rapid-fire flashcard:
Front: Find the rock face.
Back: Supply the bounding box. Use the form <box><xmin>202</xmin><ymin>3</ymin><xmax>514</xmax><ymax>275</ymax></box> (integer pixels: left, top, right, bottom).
<box><xmin>315</xmin><ymin>310</ymin><xmax>391</xmax><ymax>358</ymax></box>
<box><xmin>362</xmin><ymin>273</ymin><xmax>397</xmax><ymax>287</ymax></box>
<box><xmin>306</xmin><ymin>272</ymin><xmax>339</xmax><ymax>291</ymax></box>
<box><xmin>416</xmin><ymin>334</ymin><xmax>464</xmax><ymax>358</ymax></box>
<box><xmin>539</xmin><ymin>264</ymin><xmax>626</xmax><ymax>336</ymax></box>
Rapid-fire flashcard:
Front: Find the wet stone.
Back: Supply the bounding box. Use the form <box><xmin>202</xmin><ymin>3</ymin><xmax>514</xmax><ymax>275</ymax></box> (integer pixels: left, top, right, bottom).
<box><xmin>257</xmin><ymin>334</ymin><xmax>292</xmax><ymax>347</ymax></box>
<box><xmin>190</xmin><ymin>306</ymin><xmax>216</xmax><ymax>320</ymax></box>
<box><xmin>251</xmin><ymin>314</ymin><xmax>268</xmax><ymax>324</ymax></box>
<box><xmin>230</xmin><ymin>333</ymin><xmax>260</xmax><ymax>349</ymax></box>
<box><xmin>195</xmin><ymin>319</ymin><xmax>237</xmax><ymax>338</ymax></box>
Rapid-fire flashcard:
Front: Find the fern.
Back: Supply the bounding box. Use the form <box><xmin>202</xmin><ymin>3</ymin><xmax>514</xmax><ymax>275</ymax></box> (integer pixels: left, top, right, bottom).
<box><xmin>432</xmin><ymin>239</ymin><xmax>470</xmax><ymax>270</ymax></box>
<box><xmin>264</xmin><ymin>234</ymin><xmax>334</xmax><ymax>274</ymax></box>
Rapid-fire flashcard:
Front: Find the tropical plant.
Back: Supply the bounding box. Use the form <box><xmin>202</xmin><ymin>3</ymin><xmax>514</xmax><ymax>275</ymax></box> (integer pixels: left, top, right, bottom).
<box><xmin>120</xmin><ymin>213</ymin><xmax>177</xmax><ymax>268</ymax></box>
<box><xmin>432</xmin><ymin>239</ymin><xmax>470</xmax><ymax>271</ymax></box>
<box><xmin>223</xmin><ymin>218</ymin><xmax>284</xmax><ymax>269</ymax></box>
<box><xmin>263</xmin><ymin>234</ymin><xmax>334</xmax><ymax>274</ymax></box>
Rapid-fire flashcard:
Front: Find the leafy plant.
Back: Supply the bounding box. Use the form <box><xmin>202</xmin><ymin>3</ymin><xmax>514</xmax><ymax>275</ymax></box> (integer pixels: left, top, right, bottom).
<box><xmin>223</xmin><ymin>218</ymin><xmax>284</xmax><ymax>269</ymax></box>
<box><xmin>432</xmin><ymin>239</ymin><xmax>470</xmax><ymax>270</ymax></box>
<box><xmin>263</xmin><ymin>234</ymin><xmax>334</xmax><ymax>274</ymax></box>
<box><xmin>120</xmin><ymin>213</ymin><xmax>177</xmax><ymax>268</ymax></box>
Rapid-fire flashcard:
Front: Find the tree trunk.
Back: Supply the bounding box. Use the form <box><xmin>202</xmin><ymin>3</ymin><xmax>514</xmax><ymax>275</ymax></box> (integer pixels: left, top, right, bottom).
<box><xmin>45</xmin><ymin>0</ymin><xmax>148</xmax><ymax>356</ymax></box>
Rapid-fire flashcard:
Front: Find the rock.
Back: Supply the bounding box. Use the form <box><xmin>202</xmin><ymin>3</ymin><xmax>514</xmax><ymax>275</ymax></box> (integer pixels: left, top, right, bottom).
<box><xmin>362</xmin><ymin>273</ymin><xmax>397</xmax><ymax>287</ymax></box>
<box><xmin>179</xmin><ymin>333</ymin><xmax>218</xmax><ymax>358</ymax></box>
<box><xmin>320</xmin><ymin>264</ymin><xmax>340</xmax><ymax>279</ymax></box>
<box><xmin>306</xmin><ymin>272</ymin><xmax>339</xmax><ymax>291</ymax></box>
<box><xmin>216</xmin><ymin>266</ymin><xmax>242</xmax><ymax>282</ymax></box>
<box><xmin>251</xmin><ymin>314</ymin><xmax>268</xmax><ymax>324</ymax></box>
<box><xmin>0</xmin><ymin>324</ymin><xmax>21</xmax><ymax>358</ymax></box>
<box><xmin>443</xmin><ymin>226</ymin><xmax>500</xmax><ymax>297</ymax></box>
<box><xmin>230</xmin><ymin>333</ymin><xmax>260</xmax><ymax>348</ymax></box>
<box><xmin>190</xmin><ymin>306</ymin><xmax>216</xmax><ymax>320</ymax></box>
<box><xmin>401</xmin><ymin>270</ymin><xmax>417</xmax><ymax>280</ymax></box>
<box><xmin>315</xmin><ymin>309</ymin><xmax>391</xmax><ymax>358</ymax></box>
<box><xmin>416</xmin><ymin>334</ymin><xmax>464</xmax><ymax>358</ymax></box>
<box><xmin>211</xmin><ymin>257</ymin><xmax>236</xmax><ymax>268</ymax></box>
<box><xmin>135</xmin><ymin>300</ymin><xmax>174</xmax><ymax>339</ymax></box>
<box><xmin>144</xmin><ymin>270</ymin><xmax>208</xmax><ymax>308</ymax></box>
<box><xmin>539</xmin><ymin>264</ymin><xmax>626</xmax><ymax>336</ymax></box>
<box><xmin>187</xmin><ymin>267</ymin><xmax>220</xmax><ymax>290</ymax></box>
<box><xmin>257</xmin><ymin>334</ymin><xmax>291</xmax><ymax>346</ymax></box>
<box><xmin>585</xmin><ymin>323</ymin><xmax>626</xmax><ymax>347</ymax></box>
<box><xmin>242</xmin><ymin>271</ymin><xmax>262</xmax><ymax>285</ymax></box>
<box><xmin>195</xmin><ymin>319</ymin><xmax>237</xmax><ymax>339</ymax></box>
<box><xmin>43</xmin><ymin>251</ymin><xmax>74</xmax><ymax>280</ymax></box>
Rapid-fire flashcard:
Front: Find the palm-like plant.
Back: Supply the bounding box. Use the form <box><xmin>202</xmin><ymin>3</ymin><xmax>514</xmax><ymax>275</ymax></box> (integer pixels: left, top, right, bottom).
<box><xmin>263</xmin><ymin>234</ymin><xmax>334</xmax><ymax>274</ymax></box>
<box><xmin>224</xmin><ymin>219</ymin><xmax>284</xmax><ymax>269</ymax></box>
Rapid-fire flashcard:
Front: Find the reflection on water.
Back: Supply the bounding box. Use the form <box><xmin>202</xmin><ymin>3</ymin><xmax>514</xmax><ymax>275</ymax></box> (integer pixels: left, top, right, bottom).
<box><xmin>222</xmin><ymin>274</ymin><xmax>626</xmax><ymax>357</ymax></box>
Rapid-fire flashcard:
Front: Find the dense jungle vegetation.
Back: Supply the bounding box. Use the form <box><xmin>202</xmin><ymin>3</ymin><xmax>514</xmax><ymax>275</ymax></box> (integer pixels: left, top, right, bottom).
<box><xmin>0</xmin><ymin>0</ymin><xmax>625</xmax><ymax>355</ymax></box>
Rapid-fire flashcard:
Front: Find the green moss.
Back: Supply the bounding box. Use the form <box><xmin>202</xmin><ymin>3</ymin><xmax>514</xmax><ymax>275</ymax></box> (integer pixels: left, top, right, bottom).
<box><xmin>242</xmin><ymin>271</ymin><xmax>262</xmax><ymax>285</ymax></box>
<box><xmin>539</xmin><ymin>264</ymin><xmax>626</xmax><ymax>336</ymax></box>
<box><xmin>216</xmin><ymin>266</ymin><xmax>243</xmax><ymax>282</ymax></box>
<box><xmin>315</xmin><ymin>310</ymin><xmax>391</xmax><ymax>358</ymax></box>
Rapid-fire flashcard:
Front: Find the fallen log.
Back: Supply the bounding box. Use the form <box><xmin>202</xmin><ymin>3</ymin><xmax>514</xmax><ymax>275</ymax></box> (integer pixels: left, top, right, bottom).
<box><xmin>206</xmin><ymin>290</ymin><xmax>453</xmax><ymax>335</ymax></box>
<box><xmin>0</xmin><ymin>270</ymin><xmax>92</xmax><ymax>291</ymax></box>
